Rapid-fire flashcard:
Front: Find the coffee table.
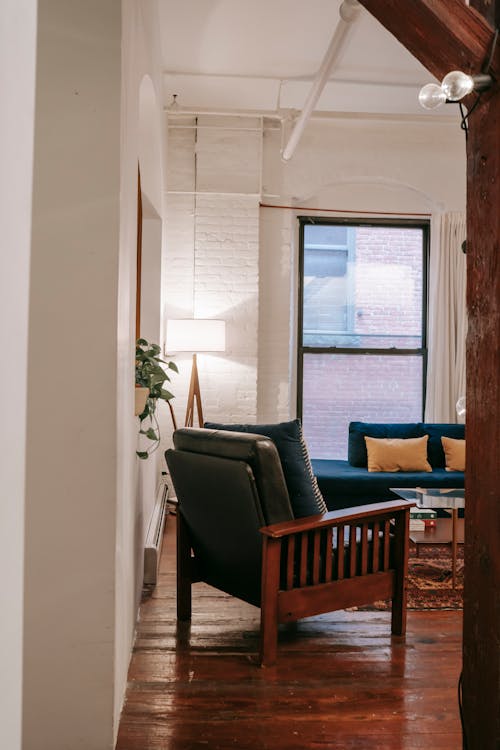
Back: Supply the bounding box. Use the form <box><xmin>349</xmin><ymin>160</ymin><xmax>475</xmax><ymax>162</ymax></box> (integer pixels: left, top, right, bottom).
<box><xmin>390</xmin><ymin>488</ymin><xmax>465</xmax><ymax>588</ymax></box>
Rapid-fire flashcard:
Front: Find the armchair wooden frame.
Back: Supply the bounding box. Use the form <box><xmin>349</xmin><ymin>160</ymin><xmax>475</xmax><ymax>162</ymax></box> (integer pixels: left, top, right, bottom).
<box><xmin>177</xmin><ymin>499</ymin><xmax>412</xmax><ymax>667</ymax></box>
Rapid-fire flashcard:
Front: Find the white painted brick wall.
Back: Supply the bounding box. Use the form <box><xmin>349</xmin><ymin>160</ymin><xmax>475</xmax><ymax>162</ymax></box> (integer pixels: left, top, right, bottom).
<box><xmin>258</xmin><ymin>116</ymin><xmax>466</xmax><ymax>427</ymax></box>
<box><xmin>194</xmin><ymin>193</ymin><xmax>259</xmax><ymax>423</ymax></box>
<box><xmin>163</xmin><ymin>112</ymin><xmax>466</xmax><ymax>443</ymax></box>
<box><xmin>195</xmin><ymin>120</ymin><xmax>261</xmax><ymax>195</ymax></box>
<box><xmin>164</xmin><ymin>116</ymin><xmax>260</xmax><ymax>433</ymax></box>
<box><xmin>257</xmin><ymin>207</ymin><xmax>295</xmax><ymax>423</ymax></box>
<box><xmin>165</xmin><ymin>193</ymin><xmax>195</xmax><ymax>317</ymax></box>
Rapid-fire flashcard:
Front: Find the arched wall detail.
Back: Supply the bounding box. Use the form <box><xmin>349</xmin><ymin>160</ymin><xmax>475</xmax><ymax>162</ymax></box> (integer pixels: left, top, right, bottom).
<box><xmin>136</xmin><ymin>73</ymin><xmax>165</xmax><ymax>584</ymax></box>
<box><xmin>138</xmin><ymin>74</ymin><xmax>162</xmax><ymax>217</ymax></box>
<box><xmin>297</xmin><ymin>176</ymin><xmax>444</xmax><ymax>214</ymax></box>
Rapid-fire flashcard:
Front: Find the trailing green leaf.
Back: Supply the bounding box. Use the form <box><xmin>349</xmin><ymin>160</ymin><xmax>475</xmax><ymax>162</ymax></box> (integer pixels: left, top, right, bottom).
<box><xmin>135</xmin><ymin>338</ymin><xmax>178</xmax><ymax>460</ymax></box>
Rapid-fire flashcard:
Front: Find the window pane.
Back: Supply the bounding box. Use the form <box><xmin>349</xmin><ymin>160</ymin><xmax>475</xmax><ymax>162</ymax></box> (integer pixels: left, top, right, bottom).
<box><xmin>305</xmin><ymin>224</ymin><xmax>348</xmax><ymax>247</ymax></box>
<box><xmin>302</xmin><ymin>353</ymin><xmax>423</xmax><ymax>459</ymax></box>
<box><xmin>303</xmin><ymin>225</ymin><xmax>423</xmax><ymax>349</ymax></box>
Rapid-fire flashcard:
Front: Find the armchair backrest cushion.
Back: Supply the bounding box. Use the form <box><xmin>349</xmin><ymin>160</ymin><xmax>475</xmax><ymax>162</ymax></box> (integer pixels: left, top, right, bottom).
<box><xmin>204</xmin><ymin>419</ymin><xmax>327</xmax><ymax>518</ymax></box>
<box><xmin>171</xmin><ymin>427</ymin><xmax>294</xmax><ymax>525</ymax></box>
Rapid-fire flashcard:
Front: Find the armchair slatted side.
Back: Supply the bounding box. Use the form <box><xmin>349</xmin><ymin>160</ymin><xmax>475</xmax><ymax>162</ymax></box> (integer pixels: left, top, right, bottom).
<box><xmin>259</xmin><ymin>501</ymin><xmax>411</xmax><ymax>666</ymax></box>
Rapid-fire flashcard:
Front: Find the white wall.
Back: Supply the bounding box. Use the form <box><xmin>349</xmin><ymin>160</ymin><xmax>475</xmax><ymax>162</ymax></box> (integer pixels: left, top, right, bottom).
<box><xmin>0</xmin><ymin>3</ymin><xmax>37</xmax><ymax>749</ymax></box>
<box><xmin>138</xmin><ymin>76</ymin><xmax>163</xmax><ymax>218</ymax></box>
<box><xmin>138</xmin><ymin>213</ymin><xmax>163</xmax><ymax>538</ymax></box>
<box><xmin>164</xmin><ymin>115</ymin><xmax>261</xmax><ymax>431</ymax></box>
<box><xmin>1</xmin><ymin>2</ymin><xmax>168</xmax><ymax>748</ymax></box>
<box><xmin>259</xmin><ymin>115</ymin><xmax>467</xmax><ymax>423</ymax></box>
<box><xmin>116</xmin><ymin>0</ymin><xmax>167</xmax><ymax>739</ymax></box>
<box><xmin>23</xmin><ymin>3</ymin><xmax>121</xmax><ymax>748</ymax></box>
<box><xmin>140</xmin><ymin>215</ymin><xmax>163</xmax><ymax>346</ymax></box>
<box><xmin>1</xmin><ymin>8</ymin><xmax>465</xmax><ymax>746</ymax></box>
<box><xmin>165</xmin><ymin>112</ymin><xmax>466</xmax><ymax>427</ymax></box>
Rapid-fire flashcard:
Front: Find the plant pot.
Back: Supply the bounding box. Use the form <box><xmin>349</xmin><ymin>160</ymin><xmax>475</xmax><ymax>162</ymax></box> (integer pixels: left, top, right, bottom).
<box><xmin>135</xmin><ymin>386</ymin><xmax>149</xmax><ymax>416</ymax></box>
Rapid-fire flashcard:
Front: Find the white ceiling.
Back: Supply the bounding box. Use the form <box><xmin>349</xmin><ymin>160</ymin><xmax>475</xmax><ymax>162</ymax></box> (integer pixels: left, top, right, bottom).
<box><xmin>158</xmin><ymin>0</ymin><xmax>444</xmax><ymax>117</ymax></box>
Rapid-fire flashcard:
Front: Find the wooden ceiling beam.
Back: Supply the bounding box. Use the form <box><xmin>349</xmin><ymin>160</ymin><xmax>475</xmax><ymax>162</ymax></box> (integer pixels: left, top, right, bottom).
<box><xmin>357</xmin><ymin>0</ymin><xmax>499</xmax><ymax>81</ymax></box>
<box><xmin>469</xmin><ymin>0</ymin><xmax>500</xmax><ymax>29</ymax></box>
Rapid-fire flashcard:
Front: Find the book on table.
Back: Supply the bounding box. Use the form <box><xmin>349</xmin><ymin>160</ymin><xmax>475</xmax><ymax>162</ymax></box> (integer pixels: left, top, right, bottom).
<box><xmin>409</xmin><ymin>507</ymin><xmax>437</xmax><ymax>533</ymax></box>
<box><xmin>409</xmin><ymin>519</ymin><xmax>426</xmax><ymax>531</ymax></box>
<box><xmin>410</xmin><ymin>508</ymin><xmax>437</xmax><ymax>519</ymax></box>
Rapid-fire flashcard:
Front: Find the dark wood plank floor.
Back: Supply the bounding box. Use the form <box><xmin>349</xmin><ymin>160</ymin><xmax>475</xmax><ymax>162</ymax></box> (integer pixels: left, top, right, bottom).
<box><xmin>116</xmin><ymin>514</ymin><xmax>463</xmax><ymax>750</ymax></box>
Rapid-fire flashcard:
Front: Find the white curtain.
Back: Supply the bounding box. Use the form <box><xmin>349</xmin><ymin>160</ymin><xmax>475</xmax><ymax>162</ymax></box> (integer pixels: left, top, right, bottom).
<box><xmin>425</xmin><ymin>212</ymin><xmax>467</xmax><ymax>422</ymax></box>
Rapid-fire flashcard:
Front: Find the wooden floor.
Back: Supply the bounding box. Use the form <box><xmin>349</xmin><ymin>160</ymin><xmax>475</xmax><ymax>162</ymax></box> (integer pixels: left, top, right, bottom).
<box><xmin>116</xmin><ymin>514</ymin><xmax>463</xmax><ymax>750</ymax></box>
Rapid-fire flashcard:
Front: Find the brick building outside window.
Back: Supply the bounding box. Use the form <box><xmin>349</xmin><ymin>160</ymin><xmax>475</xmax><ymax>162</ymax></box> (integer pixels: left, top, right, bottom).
<box><xmin>298</xmin><ymin>218</ymin><xmax>429</xmax><ymax>459</ymax></box>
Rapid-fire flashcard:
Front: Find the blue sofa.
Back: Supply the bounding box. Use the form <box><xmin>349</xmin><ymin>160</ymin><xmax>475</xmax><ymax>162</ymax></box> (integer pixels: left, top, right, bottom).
<box><xmin>311</xmin><ymin>421</ymin><xmax>465</xmax><ymax>511</ymax></box>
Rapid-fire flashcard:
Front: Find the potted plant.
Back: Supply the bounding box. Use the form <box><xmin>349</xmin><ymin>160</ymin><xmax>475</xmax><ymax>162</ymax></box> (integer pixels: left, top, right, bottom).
<box><xmin>135</xmin><ymin>338</ymin><xmax>178</xmax><ymax>459</ymax></box>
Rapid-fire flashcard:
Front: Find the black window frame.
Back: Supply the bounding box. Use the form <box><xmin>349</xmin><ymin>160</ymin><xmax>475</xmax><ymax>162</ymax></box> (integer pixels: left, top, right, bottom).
<box><xmin>297</xmin><ymin>216</ymin><xmax>430</xmax><ymax>422</ymax></box>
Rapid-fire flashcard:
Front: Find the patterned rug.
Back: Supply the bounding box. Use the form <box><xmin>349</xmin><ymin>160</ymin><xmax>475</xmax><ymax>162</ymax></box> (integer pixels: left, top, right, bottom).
<box><xmin>406</xmin><ymin>544</ymin><xmax>463</xmax><ymax>609</ymax></box>
<box><xmin>366</xmin><ymin>544</ymin><xmax>464</xmax><ymax>610</ymax></box>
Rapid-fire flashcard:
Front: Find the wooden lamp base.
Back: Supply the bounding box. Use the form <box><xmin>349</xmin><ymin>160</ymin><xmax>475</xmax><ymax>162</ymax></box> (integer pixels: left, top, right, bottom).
<box><xmin>185</xmin><ymin>353</ymin><xmax>204</xmax><ymax>427</ymax></box>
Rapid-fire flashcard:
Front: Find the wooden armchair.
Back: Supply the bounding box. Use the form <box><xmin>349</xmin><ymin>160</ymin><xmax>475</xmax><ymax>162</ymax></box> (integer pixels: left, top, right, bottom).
<box><xmin>166</xmin><ymin>428</ymin><xmax>413</xmax><ymax>667</ymax></box>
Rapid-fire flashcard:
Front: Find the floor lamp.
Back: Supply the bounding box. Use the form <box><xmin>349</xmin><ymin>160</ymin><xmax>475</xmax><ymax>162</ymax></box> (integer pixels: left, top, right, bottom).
<box><xmin>166</xmin><ymin>319</ymin><xmax>226</xmax><ymax>427</ymax></box>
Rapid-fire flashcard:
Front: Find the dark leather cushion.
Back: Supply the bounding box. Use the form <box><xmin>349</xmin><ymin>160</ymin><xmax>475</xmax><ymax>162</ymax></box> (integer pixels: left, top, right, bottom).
<box><xmin>171</xmin><ymin>428</ymin><xmax>294</xmax><ymax>525</ymax></box>
<box><xmin>204</xmin><ymin>419</ymin><xmax>327</xmax><ymax>518</ymax></box>
<box><xmin>166</xmin><ymin>449</ymin><xmax>265</xmax><ymax>606</ymax></box>
<box><xmin>348</xmin><ymin>422</ymin><xmax>424</xmax><ymax>467</ymax></box>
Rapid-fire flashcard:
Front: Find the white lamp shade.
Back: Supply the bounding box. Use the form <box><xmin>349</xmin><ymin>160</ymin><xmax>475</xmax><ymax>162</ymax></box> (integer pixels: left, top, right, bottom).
<box><xmin>166</xmin><ymin>318</ymin><xmax>226</xmax><ymax>353</ymax></box>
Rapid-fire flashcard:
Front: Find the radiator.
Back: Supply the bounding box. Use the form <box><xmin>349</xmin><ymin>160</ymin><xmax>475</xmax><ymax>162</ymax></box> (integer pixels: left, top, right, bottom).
<box><xmin>143</xmin><ymin>481</ymin><xmax>169</xmax><ymax>586</ymax></box>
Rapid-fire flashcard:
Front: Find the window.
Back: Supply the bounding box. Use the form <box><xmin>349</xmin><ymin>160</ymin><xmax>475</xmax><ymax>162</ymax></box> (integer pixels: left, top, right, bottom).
<box><xmin>298</xmin><ymin>218</ymin><xmax>429</xmax><ymax>459</ymax></box>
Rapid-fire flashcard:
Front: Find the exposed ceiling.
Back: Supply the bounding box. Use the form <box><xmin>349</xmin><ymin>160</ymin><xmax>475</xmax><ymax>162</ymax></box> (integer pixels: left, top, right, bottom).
<box><xmin>159</xmin><ymin>0</ymin><xmax>446</xmax><ymax>118</ymax></box>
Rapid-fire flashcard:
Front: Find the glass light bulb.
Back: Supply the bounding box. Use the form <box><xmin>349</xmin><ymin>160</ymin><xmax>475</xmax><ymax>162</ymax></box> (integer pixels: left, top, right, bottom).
<box><xmin>441</xmin><ymin>71</ymin><xmax>474</xmax><ymax>101</ymax></box>
<box><xmin>418</xmin><ymin>83</ymin><xmax>446</xmax><ymax>110</ymax></box>
<box><xmin>456</xmin><ymin>396</ymin><xmax>466</xmax><ymax>423</ymax></box>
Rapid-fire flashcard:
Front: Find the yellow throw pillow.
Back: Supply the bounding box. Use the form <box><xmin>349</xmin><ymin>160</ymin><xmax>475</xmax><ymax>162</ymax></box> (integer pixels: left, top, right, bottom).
<box><xmin>441</xmin><ymin>436</ymin><xmax>466</xmax><ymax>472</ymax></box>
<box><xmin>364</xmin><ymin>435</ymin><xmax>432</xmax><ymax>473</ymax></box>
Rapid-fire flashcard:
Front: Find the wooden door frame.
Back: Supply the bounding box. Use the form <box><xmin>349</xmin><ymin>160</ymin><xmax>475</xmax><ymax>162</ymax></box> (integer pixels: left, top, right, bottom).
<box><xmin>136</xmin><ymin>165</ymin><xmax>143</xmax><ymax>342</ymax></box>
<box><xmin>357</xmin><ymin>2</ymin><xmax>499</xmax><ymax>747</ymax></box>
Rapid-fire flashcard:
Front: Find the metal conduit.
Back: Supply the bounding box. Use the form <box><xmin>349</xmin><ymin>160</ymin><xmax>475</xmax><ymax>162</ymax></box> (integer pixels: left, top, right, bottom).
<box><xmin>281</xmin><ymin>0</ymin><xmax>362</xmax><ymax>162</ymax></box>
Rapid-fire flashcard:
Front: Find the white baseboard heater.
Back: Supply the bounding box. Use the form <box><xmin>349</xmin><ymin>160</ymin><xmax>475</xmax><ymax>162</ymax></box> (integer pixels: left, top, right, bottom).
<box><xmin>143</xmin><ymin>481</ymin><xmax>169</xmax><ymax>586</ymax></box>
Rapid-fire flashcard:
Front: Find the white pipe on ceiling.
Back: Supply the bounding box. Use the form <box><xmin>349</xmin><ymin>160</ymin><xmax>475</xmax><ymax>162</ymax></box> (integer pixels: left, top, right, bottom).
<box><xmin>281</xmin><ymin>0</ymin><xmax>362</xmax><ymax>162</ymax></box>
